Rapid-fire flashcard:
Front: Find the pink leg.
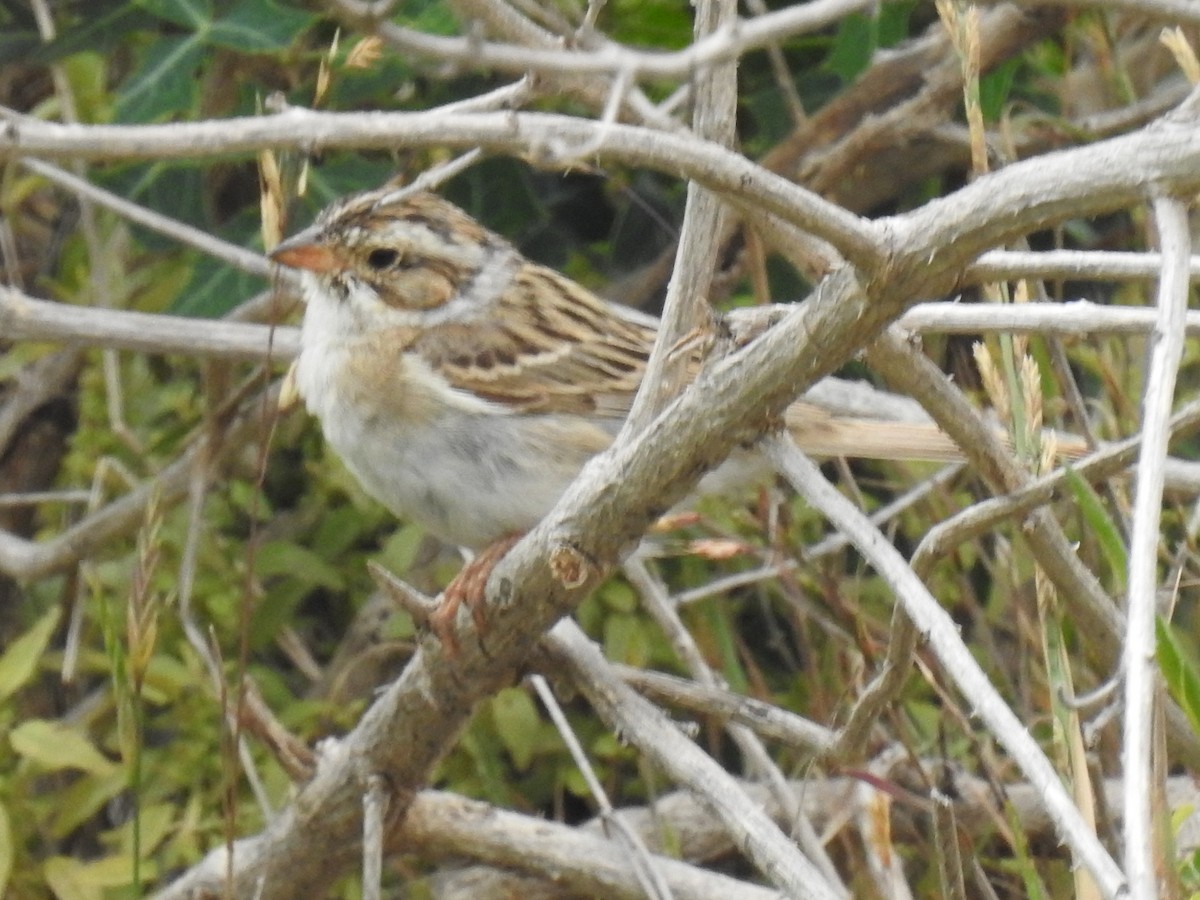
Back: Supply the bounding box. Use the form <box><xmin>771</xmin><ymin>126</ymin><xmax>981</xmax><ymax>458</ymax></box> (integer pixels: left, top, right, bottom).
<box><xmin>429</xmin><ymin>533</ymin><xmax>523</xmax><ymax>656</ymax></box>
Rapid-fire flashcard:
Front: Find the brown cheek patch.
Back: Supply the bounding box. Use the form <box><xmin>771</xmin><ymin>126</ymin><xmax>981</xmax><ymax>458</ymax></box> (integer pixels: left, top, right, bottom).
<box><xmin>376</xmin><ymin>267</ymin><xmax>455</xmax><ymax>311</ymax></box>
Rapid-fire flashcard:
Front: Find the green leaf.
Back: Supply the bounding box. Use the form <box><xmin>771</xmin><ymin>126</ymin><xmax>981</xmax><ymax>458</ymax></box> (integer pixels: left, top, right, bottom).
<box><xmin>598</xmin><ymin>579</ymin><xmax>637</xmax><ymax>613</ymax></box>
<box><xmin>171</xmin><ymin>255</ymin><xmax>266</xmax><ymax>318</ymax></box>
<box><xmin>99</xmin><ymin>163</ymin><xmax>209</xmax><ymax>241</ymax></box>
<box><xmin>575</xmin><ymin>592</ymin><xmax>605</xmax><ymax>635</ymax></box>
<box><xmin>0</xmin><ymin>802</ymin><xmax>11</xmax><ymax>898</ymax></box>
<box><xmin>457</xmin><ymin>724</ymin><xmax>510</xmax><ymax>803</ymax></box>
<box><xmin>1157</xmin><ymin>618</ymin><xmax>1200</xmax><ymax>738</ymax></box>
<box><xmin>0</xmin><ymin>607</ymin><xmax>59</xmax><ymax>702</ymax></box>
<box><xmin>603</xmin><ymin>613</ymin><xmax>650</xmax><ymax>667</ymax></box>
<box><xmin>1064</xmin><ymin>467</ymin><xmax>1127</xmax><ymax>587</ymax></box>
<box><xmin>117</xmin><ymin>801</ymin><xmax>176</xmax><ymax>857</ymax></box>
<box><xmin>43</xmin><ymin>856</ymin><xmax>101</xmax><ymax>900</ymax></box>
<box><xmin>826</xmin><ymin>13</ymin><xmax>877</xmax><ymax>83</ymax></box>
<box><xmin>877</xmin><ymin>0</ymin><xmax>917</xmax><ymax>48</ymax></box>
<box><xmin>312</xmin><ymin>505</ymin><xmax>383</xmax><ymax>557</ymax></box>
<box><xmin>10</xmin><ymin>720</ymin><xmax>118</xmax><ymax>776</ymax></box>
<box><xmin>139</xmin><ymin>0</ymin><xmax>213</xmax><ymax>30</ymax></box>
<box><xmin>703</xmin><ymin>599</ymin><xmax>747</xmax><ymax>694</ymax></box>
<box><xmin>607</xmin><ymin>0</ymin><xmax>691</xmax><ymax>50</ymax></box>
<box><xmin>63</xmin><ymin>53</ymin><xmax>114</xmax><ymax>124</ymax></box>
<box><xmin>44</xmin><ymin>853</ymin><xmax>152</xmax><ymax>900</ymax></box>
<box><xmin>980</xmin><ymin>57</ymin><xmax>1020</xmax><ymax>123</ymax></box>
<box><xmin>491</xmin><ymin>687</ymin><xmax>541</xmax><ymax>772</ymax></box>
<box><xmin>379</xmin><ymin>524</ymin><xmax>427</xmax><ymax>576</ymax></box>
<box><xmin>20</xmin><ymin>2</ymin><xmax>143</xmax><ymax>66</ymax></box>
<box><xmin>398</xmin><ymin>1</ymin><xmax>465</xmax><ymax>37</ymax></box>
<box><xmin>48</xmin><ymin>769</ymin><xmax>127</xmax><ymax>840</ymax></box>
<box><xmin>254</xmin><ymin>541</ymin><xmax>346</xmax><ymax>591</ymax></box>
<box><xmin>116</xmin><ymin>34</ymin><xmax>205</xmax><ymax>122</ymax></box>
<box><xmin>209</xmin><ymin>0</ymin><xmax>315</xmax><ymax>52</ymax></box>
<box><xmin>302</xmin><ymin>157</ymin><xmax>403</xmax><ymax>209</ymax></box>
<box><xmin>142</xmin><ymin>654</ymin><xmax>195</xmax><ymax>703</ymax></box>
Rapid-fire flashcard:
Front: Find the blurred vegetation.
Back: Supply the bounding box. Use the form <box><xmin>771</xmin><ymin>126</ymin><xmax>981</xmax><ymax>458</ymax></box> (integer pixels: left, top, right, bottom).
<box><xmin>2</xmin><ymin>0</ymin><xmax>1200</xmax><ymax>898</ymax></box>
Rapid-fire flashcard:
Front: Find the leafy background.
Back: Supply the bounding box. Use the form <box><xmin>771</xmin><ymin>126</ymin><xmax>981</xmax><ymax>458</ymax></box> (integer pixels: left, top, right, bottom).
<box><xmin>2</xmin><ymin>0</ymin><xmax>1200</xmax><ymax>897</ymax></box>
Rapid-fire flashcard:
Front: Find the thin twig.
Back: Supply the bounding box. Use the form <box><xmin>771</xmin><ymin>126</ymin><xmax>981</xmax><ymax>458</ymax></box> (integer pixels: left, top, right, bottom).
<box><xmin>362</xmin><ymin>774</ymin><xmax>389</xmax><ymax>900</ymax></box>
<box><xmin>21</xmin><ymin>159</ymin><xmax>273</xmax><ymax>279</ymax></box>
<box><xmin>530</xmin><ymin>674</ymin><xmax>673</xmax><ymax>900</ymax></box>
<box><xmin>615</xmin><ymin>664</ymin><xmax>836</xmax><ymax>754</ymax></box>
<box><xmin>761</xmin><ymin>433</ymin><xmax>1126</xmax><ymax>898</ymax></box>
<box><xmin>969</xmin><ymin>248</ymin><xmax>1200</xmax><ymax>283</ymax></box>
<box><xmin>342</xmin><ymin>0</ymin><xmax>881</xmax><ymax>81</ymax></box>
<box><xmin>1123</xmin><ymin>196</ymin><xmax>1191</xmax><ymax>899</ymax></box>
<box><xmin>623</xmin><ymin>557</ymin><xmax>848</xmax><ymax>896</ymax></box>
<box><xmin>621</xmin><ymin>0</ymin><xmax>737</xmax><ymax>434</ymax></box>
<box><xmin>545</xmin><ymin>620</ymin><xmax>843</xmax><ymax>900</ymax></box>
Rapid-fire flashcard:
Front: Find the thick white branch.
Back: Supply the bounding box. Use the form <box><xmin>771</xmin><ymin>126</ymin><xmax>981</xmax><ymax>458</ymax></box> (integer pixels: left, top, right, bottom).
<box><xmin>970</xmin><ymin>248</ymin><xmax>1200</xmax><ymax>283</ymax></box>
<box><xmin>14</xmin><ymin>287</ymin><xmax>1200</xmax><ymax>365</ymax></box>
<box><xmin>1123</xmin><ymin>196</ymin><xmax>1192</xmax><ymax>899</ymax></box>
<box><xmin>1012</xmin><ymin>0</ymin><xmax>1200</xmax><ymax>24</ymax></box>
<box><xmin>350</xmin><ymin>0</ymin><xmax>882</xmax><ymax>81</ymax></box>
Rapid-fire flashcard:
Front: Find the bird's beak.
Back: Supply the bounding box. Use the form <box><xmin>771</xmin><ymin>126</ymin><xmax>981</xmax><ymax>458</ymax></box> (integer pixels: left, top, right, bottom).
<box><xmin>269</xmin><ymin>227</ymin><xmax>343</xmax><ymax>274</ymax></box>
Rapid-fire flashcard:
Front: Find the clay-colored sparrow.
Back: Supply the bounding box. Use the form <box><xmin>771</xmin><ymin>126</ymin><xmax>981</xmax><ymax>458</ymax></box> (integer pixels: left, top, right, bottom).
<box><xmin>269</xmin><ymin>186</ymin><xmax>981</xmax><ymax>642</ymax></box>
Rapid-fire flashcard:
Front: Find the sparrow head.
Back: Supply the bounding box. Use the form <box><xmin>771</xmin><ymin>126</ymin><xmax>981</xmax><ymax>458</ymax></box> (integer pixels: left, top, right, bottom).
<box><xmin>270</xmin><ymin>189</ymin><xmax>518</xmax><ymax>325</ymax></box>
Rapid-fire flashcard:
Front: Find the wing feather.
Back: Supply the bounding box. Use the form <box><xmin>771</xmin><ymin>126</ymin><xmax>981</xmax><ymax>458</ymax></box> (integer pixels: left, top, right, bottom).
<box><xmin>409</xmin><ymin>263</ymin><xmax>657</xmax><ymax>419</ymax></box>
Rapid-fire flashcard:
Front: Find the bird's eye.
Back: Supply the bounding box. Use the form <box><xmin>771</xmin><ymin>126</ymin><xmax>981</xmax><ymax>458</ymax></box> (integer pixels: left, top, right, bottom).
<box><xmin>366</xmin><ymin>248</ymin><xmax>400</xmax><ymax>270</ymax></box>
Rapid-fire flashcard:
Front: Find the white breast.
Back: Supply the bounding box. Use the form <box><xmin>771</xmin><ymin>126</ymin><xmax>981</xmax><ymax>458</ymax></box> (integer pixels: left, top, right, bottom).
<box><xmin>294</xmin><ymin>280</ymin><xmax>605</xmax><ymax>548</ymax></box>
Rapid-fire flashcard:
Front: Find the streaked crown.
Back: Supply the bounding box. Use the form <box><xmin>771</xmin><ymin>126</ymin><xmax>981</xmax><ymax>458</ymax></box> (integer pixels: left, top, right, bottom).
<box><xmin>271</xmin><ymin>189</ymin><xmax>516</xmax><ymax>316</ymax></box>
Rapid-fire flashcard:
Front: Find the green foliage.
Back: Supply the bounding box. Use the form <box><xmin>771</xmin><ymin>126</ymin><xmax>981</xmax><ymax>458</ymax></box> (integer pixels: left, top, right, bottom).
<box><xmin>1065</xmin><ymin>466</ymin><xmax>1128</xmax><ymax>588</ymax></box>
<box><xmin>1159</xmin><ymin>619</ymin><xmax>1200</xmax><ymax>740</ymax></box>
<box><xmin>0</xmin><ymin>609</ymin><xmax>60</xmax><ymax>703</ymax></box>
<box><xmin>10</xmin><ymin>720</ymin><xmax>117</xmax><ymax>777</ymax></box>
<box><xmin>8</xmin><ymin>2</ymin><xmax>1200</xmax><ymax>897</ymax></box>
<box><xmin>117</xmin><ymin>0</ymin><xmax>316</xmax><ymax>122</ymax></box>
<box><xmin>0</xmin><ymin>803</ymin><xmax>10</xmax><ymax>897</ymax></box>
<box><xmin>825</xmin><ymin>13</ymin><xmax>879</xmax><ymax>83</ymax></box>
<box><xmin>605</xmin><ymin>0</ymin><xmax>693</xmax><ymax>50</ymax></box>
<box><xmin>979</xmin><ymin>56</ymin><xmax>1021</xmax><ymax>121</ymax></box>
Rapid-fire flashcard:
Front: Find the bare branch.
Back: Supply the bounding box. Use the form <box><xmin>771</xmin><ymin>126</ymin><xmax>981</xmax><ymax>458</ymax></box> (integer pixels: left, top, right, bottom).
<box><xmin>899</xmin><ymin>299</ymin><xmax>1200</xmax><ymax>335</ymax></box>
<box><xmin>545</xmin><ymin>620</ymin><xmax>843</xmax><ymax>900</ymax></box>
<box><xmin>414</xmin><ymin>773</ymin><xmax>1200</xmax><ymax>897</ymax></box>
<box><xmin>623</xmin><ymin>0</ymin><xmax>738</xmax><ymax>432</ymax></box>
<box><xmin>761</xmin><ymin>433</ymin><xmax>1126</xmax><ymax>898</ymax></box>
<box><xmin>0</xmin><ymin>286</ymin><xmax>298</xmax><ymax>361</ymax></box>
<box><xmin>1123</xmin><ymin>196</ymin><xmax>1192</xmax><ymax>899</ymax></box>
<box><xmin>7</xmin><ymin>99</ymin><xmax>1200</xmax><ymax>274</ymax></box>
<box><xmin>864</xmin><ymin>331</ymin><xmax>1200</xmax><ymax>770</ymax></box>
<box><xmin>969</xmin><ymin>248</ymin><xmax>1200</xmax><ymax>283</ymax></box>
<box><xmin>16</xmin><ymin>284</ymin><xmax>1200</xmax><ymax>371</ymax></box>
<box><xmin>1</xmin><ymin>107</ymin><xmax>881</xmax><ymax>268</ymax></box>
<box><xmin>21</xmin><ymin>159</ymin><xmax>274</xmax><ymax>278</ymax></box>
<box><xmin>615</xmin><ymin>664</ymin><xmax>837</xmax><ymax>755</ymax></box>
<box><xmin>1011</xmin><ymin>0</ymin><xmax>1200</xmax><ymax>24</ymax></box>
<box><xmin>334</xmin><ymin>0</ymin><xmax>882</xmax><ymax>82</ymax></box>
<box><xmin>0</xmin><ymin>384</ymin><xmax>282</xmax><ymax>580</ymax></box>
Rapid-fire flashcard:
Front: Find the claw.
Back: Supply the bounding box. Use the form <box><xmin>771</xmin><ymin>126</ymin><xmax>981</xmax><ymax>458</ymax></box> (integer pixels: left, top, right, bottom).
<box><xmin>429</xmin><ymin>590</ymin><xmax>464</xmax><ymax>658</ymax></box>
<box><xmin>429</xmin><ymin>533</ymin><xmax>523</xmax><ymax>657</ymax></box>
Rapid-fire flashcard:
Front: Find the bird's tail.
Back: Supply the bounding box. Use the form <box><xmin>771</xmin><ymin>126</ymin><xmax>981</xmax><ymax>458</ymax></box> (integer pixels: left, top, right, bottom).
<box><xmin>785</xmin><ymin>401</ymin><xmax>1088</xmax><ymax>462</ymax></box>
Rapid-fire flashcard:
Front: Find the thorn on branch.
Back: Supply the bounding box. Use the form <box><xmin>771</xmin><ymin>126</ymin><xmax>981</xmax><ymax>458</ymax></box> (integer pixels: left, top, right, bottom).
<box><xmin>368</xmin><ymin>561</ymin><xmax>437</xmax><ymax>630</ymax></box>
